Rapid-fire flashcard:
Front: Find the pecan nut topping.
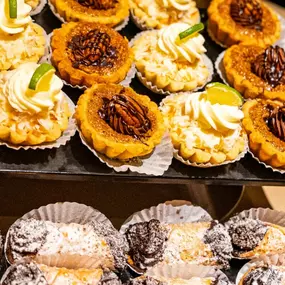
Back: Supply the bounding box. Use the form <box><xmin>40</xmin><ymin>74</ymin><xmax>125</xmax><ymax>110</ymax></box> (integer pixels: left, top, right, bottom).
<box><xmin>68</xmin><ymin>29</ymin><xmax>117</xmax><ymax>69</ymax></box>
<box><xmin>98</xmin><ymin>89</ymin><xmax>151</xmax><ymax>140</ymax></box>
<box><xmin>77</xmin><ymin>0</ymin><xmax>117</xmax><ymax>10</ymax></box>
<box><xmin>230</xmin><ymin>0</ymin><xmax>263</xmax><ymax>30</ymax></box>
<box><xmin>252</xmin><ymin>46</ymin><xmax>285</xmax><ymax>87</ymax></box>
<box><xmin>267</xmin><ymin>106</ymin><xmax>285</xmax><ymax>141</ymax></box>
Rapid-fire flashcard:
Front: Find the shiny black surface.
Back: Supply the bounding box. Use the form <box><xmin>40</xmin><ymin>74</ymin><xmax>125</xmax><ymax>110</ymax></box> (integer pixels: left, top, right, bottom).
<box><xmin>1</xmin><ymin>7</ymin><xmax>284</xmax><ymax>184</ymax></box>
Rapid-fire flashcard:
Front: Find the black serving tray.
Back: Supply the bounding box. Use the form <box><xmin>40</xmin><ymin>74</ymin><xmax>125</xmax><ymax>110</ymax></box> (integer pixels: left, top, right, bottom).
<box><xmin>1</xmin><ymin>7</ymin><xmax>284</xmax><ymax>185</ymax></box>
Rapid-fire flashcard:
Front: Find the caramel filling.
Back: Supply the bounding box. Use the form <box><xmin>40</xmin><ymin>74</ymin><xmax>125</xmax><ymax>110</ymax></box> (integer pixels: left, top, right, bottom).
<box><xmin>68</xmin><ymin>29</ymin><xmax>117</xmax><ymax>69</ymax></box>
<box><xmin>98</xmin><ymin>89</ymin><xmax>151</xmax><ymax>140</ymax></box>
<box><xmin>230</xmin><ymin>0</ymin><xmax>263</xmax><ymax>30</ymax></box>
<box><xmin>77</xmin><ymin>0</ymin><xmax>117</xmax><ymax>9</ymax></box>
<box><xmin>252</xmin><ymin>46</ymin><xmax>285</xmax><ymax>88</ymax></box>
<box><xmin>267</xmin><ymin>106</ymin><xmax>285</xmax><ymax>142</ymax></box>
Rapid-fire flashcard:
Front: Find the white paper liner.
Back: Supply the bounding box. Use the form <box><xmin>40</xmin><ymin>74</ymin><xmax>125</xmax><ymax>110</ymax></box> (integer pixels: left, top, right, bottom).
<box><xmin>4</xmin><ymin>202</ymin><xmax>112</xmax><ymax>267</ymax></box>
<box><xmin>0</xmin><ymin>94</ymin><xmax>76</xmax><ymax>150</ymax></box>
<box><xmin>249</xmin><ymin>150</ymin><xmax>285</xmax><ymax>175</ymax></box>
<box><xmin>78</xmin><ymin>130</ymin><xmax>173</xmax><ymax>176</ymax></box>
<box><xmin>47</xmin><ymin>0</ymin><xmax>129</xmax><ymax>31</ymax></box>
<box><xmin>30</xmin><ymin>0</ymin><xmax>47</xmax><ymax>16</ymax></box>
<box><xmin>146</xmin><ymin>264</ymin><xmax>230</xmax><ymax>284</ymax></box>
<box><xmin>120</xmin><ymin>203</ymin><xmax>212</xmax><ymax>234</ymax></box>
<box><xmin>236</xmin><ymin>254</ymin><xmax>285</xmax><ymax>285</ymax></box>
<box><xmin>45</xmin><ymin>33</ymin><xmax>135</xmax><ymax>89</ymax></box>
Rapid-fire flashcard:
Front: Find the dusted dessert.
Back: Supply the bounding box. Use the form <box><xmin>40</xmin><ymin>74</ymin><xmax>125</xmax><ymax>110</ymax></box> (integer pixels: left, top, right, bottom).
<box><xmin>226</xmin><ymin>215</ymin><xmax>285</xmax><ymax>258</ymax></box>
<box><xmin>224</xmin><ymin>45</ymin><xmax>285</xmax><ymax>101</ymax></box>
<box><xmin>51</xmin><ymin>22</ymin><xmax>133</xmax><ymax>87</ymax></box>
<box><xmin>49</xmin><ymin>0</ymin><xmax>129</xmax><ymax>28</ymax></box>
<box><xmin>1</xmin><ymin>261</ymin><xmax>122</xmax><ymax>285</ymax></box>
<box><xmin>208</xmin><ymin>0</ymin><xmax>281</xmax><ymax>47</ymax></box>
<box><xmin>125</xmin><ymin>219</ymin><xmax>233</xmax><ymax>270</ymax></box>
<box><xmin>6</xmin><ymin>218</ymin><xmax>128</xmax><ymax>270</ymax></box>
<box><xmin>0</xmin><ymin>0</ymin><xmax>46</xmax><ymax>70</ymax></box>
<box><xmin>133</xmin><ymin>23</ymin><xmax>210</xmax><ymax>93</ymax></box>
<box><xmin>129</xmin><ymin>275</ymin><xmax>230</xmax><ymax>285</ymax></box>
<box><xmin>130</xmin><ymin>0</ymin><xmax>200</xmax><ymax>30</ymax></box>
<box><xmin>75</xmin><ymin>84</ymin><xmax>165</xmax><ymax>160</ymax></box>
<box><xmin>0</xmin><ymin>62</ymin><xmax>71</xmax><ymax>146</ymax></box>
<box><xmin>160</xmin><ymin>83</ymin><xmax>246</xmax><ymax>165</ymax></box>
<box><xmin>243</xmin><ymin>99</ymin><xmax>285</xmax><ymax>168</ymax></box>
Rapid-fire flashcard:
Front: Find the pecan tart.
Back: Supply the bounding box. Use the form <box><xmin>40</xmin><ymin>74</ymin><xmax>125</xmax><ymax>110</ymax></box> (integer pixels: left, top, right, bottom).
<box><xmin>224</xmin><ymin>45</ymin><xmax>285</xmax><ymax>101</ymax></box>
<box><xmin>75</xmin><ymin>84</ymin><xmax>165</xmax><ymax>160</ymax></box>
<box><xmin>51</xmin><ymin>22</ymin><xmax>133</xmax><ymax>87</ymax></box>
<box><xmin>49</xmin><ymin>0</ymin><xmax>129</xmax><ymax>27</ymax></box>
<box><xmin>208</xmin><ymin>0</ymin><xmax>281</xmax><ymax>47</ymax></box>
<box><xmin>243</xmin><ymin>99</ymin><xmax>285</xmax><ymax>168</ymax></box>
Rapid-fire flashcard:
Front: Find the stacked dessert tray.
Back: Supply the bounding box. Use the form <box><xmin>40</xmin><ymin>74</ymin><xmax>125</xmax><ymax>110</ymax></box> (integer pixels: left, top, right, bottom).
<box><xmin>2</xmin><ymin>201</ymin><xmax>285</xmax><ymax>285</ymax></box>
<box><xmin>1</xmin><ymin>6</ymin><xmax>285</xmax><ymax>185</ymax></box>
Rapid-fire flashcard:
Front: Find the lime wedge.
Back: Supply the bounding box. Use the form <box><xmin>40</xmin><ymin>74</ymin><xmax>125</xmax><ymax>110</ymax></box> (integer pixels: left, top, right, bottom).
<box><xmin>9</xmin><ymin>0</ymin><xmax>17</xmax><ymax>19</ymax></box>
<box><xmin>179</xmin><ymin>23</ymin><xmax>204</xmax><ymax>40</ymax></box>
<box><xmin>28</xmin><ymin>63</ymin><xmax>55</xmax><ymax>91</ymax></box>
<box><xmin>205</xmin><ymin>82</ymin><xmax>243</xmax><ymax>107</ymax></box>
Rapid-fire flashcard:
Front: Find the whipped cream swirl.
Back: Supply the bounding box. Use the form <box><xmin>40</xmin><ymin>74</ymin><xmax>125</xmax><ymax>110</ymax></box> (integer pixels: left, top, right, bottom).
<box><xmin>0</xmin><ymin>0</ymin><xmax>32</xmax><ymax>34</ymax></box>
<box><xmin>160</xmin><ymin>0</ymin><xmax>191</xmax><ymax>11</ymax></box>
<box><xmin>157</xmin><ymin>23</ymin><xmax>206</xmax><ymax>63</ymax></box>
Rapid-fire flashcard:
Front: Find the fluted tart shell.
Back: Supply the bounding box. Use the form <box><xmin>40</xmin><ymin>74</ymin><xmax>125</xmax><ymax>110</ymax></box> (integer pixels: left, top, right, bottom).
<box><xmin>208</xmin><ymin>0</ymin><xmax>280</xmax><ymax>47</ymax></box>
<box><xmin>75</xmin><ymin>84</ymin><xmax>165</xmax><ymax>160</ymax></box>
<box><xmin>51</xmin><ymin>22</ymin><xmax>133</xmax><ymax>87</ymax></box>
<box><xmin>243</xmin><ymin>99</ymin><xmax>285</xmax><ymax>168</ymax></box>
<box><xmin>49</xmin><ymin>0</ymin><xmax>129</xmax><ymax>27</ymax></box>
<box><xmin>223</xmin><ymin>45</ymin><xmax>285</xmax><ymax>101</ymax></box>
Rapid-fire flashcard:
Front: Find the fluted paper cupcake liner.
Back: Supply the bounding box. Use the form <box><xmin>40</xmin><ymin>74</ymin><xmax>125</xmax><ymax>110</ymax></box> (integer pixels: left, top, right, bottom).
<box><xmin>236</xmin><ymin>254</ymin><xmax>285</xmax><ymax>285</ymax></box>
<box><xmin>120</xmin><ymin>202</ymin><xmax>212</xmax><ymax>234</ymax></box>
<box><xmin>78</xmin><ymin>130</ymin><xmax>173</xmax><ymax>176</ymax></box>
<box><xmin>0</xmin><ymin>94</ymin><xmax>76</xmax><ymax>150</ymax></box>
<box><xmin>30</xmin><ymin>0</ymin><xmax>47</xmax><ymax>16</ymax></box>
<box><xmin>146</xmin><ymin>264</ymin><xmax>230</xmax><ymax>284</ymax></box>
<box><xmin>47</xmin><ymin>0</ymin><xmax>129</xmax><ymax>31</ymax></box>
<box><xmin>249</xmin><ymin>150</ymin><xmax>285</xmax><ymax>174</ymax></box>
<box><xmin>5</xmin><ymin>202</ymin><xmax>112</xmax><ymax>267</ymax></box>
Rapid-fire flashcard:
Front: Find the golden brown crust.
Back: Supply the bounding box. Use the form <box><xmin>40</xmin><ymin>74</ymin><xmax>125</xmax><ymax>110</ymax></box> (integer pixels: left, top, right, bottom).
<box><xmin>51</xmin><ymin>22</ymin><xmax>133</xmax><ymax>87</ymax></box>
<box><xmin>207</xmin><ymin>0</ymin><xmax>281</xmax><ymax>48</ymax></box>
<box><xmin>75</xmin><ymin>84</ymin><xmax>165</xmax><ymax>160</ymax></box>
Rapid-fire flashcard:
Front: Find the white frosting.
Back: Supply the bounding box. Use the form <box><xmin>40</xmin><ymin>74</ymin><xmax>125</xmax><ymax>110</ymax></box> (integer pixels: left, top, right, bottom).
<box><xmin>0</xmin><ymin>0</ymin><xmax>32</xmax><ymax>34</ymax></box>
<box><xmin>161</xmin><ymin>0</ymin><xmax>191</xmax><ymax>11</ymax></box>
<box><xmin>157</xmin><ymin>23</ymin><xmax>206</xmax><ymax>63</ymax></box>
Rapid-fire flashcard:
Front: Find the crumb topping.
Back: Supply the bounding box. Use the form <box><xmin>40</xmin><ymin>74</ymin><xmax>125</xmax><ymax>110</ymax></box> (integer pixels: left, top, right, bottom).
<box><xmin>243</xmin><ymin>267</ymin><xmax>283</xmax><ymax>285</ymax></box>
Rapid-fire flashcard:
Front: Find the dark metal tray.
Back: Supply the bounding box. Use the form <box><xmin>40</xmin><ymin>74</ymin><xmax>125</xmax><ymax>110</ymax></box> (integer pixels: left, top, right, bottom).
<box><xmin>1</xmin><ymin>7</ymin><xmax>284</xmax><ymax>185</ymax></box>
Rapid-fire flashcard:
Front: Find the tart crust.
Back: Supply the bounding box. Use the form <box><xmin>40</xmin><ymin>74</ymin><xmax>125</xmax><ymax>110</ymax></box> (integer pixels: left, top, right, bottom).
<box><xmin>208</xmin><ymin>0</ymin><xmax>281</xmax><ymax>47</ymax></box>
<box><xmin>49</xmin><ymin>0</ymin><xmax>129</xmax><ymax>27</ymax></box>
<box><xmin>224</xmin><ymin>45</ymin><xmax>285</xmax><ymax>101</ymax></box>
<box><xmin>75</xmin><ymin>84</ymin><xmax>165</xmax><ymax>160</ymax></box>
<box><xmin>243</xmin><ymin>99</ymin><xmax>285</xmax><ymax>168</ymax></box>
<box><xmin>51</xmin><ymin>22</ymin><xmax>133</xmax><ymax>87</ymax></box>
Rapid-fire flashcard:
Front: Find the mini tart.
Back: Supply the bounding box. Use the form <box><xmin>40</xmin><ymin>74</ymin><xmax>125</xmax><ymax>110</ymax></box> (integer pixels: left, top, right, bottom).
<box><xmin>49</xmin><ymin>0</ymin><xmax>129</xmax><ymax>27</ymax></box>
<box><xmin>224</xmin><ymin>45</ymin><xmax>285</xmax><ymax>101</ymax></box>
<box><xmin>75</xmin><ymin>84</ymin><xmax>165</xmax><ymax>160</ymax></box>
<box><xmin>0</xmin><ymin>23</ymin><xmax>46</xmax><ymax>71</ymax></box>
<box><xmin>51</xmin><ymin>22</ymin><xmax>133</xmax><ymax>87</ymax></box>
<box><xmin>243</xmin><ymin>99</ymin><xmax>285</xmax><ymax>168</ymax></box>
<box><xmin>208</xmin><ymin>0</ymin><xmax>281</xmax><ymax>47</ymax></box>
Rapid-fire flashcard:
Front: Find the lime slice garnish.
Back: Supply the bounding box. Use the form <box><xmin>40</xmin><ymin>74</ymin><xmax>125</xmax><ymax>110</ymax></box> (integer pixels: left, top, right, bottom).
<box><xmin>28</xmin><ymin>63</ymin><xmax>55</xmax><ymax>91</ymax></box>
<box><xmin>8</xmin><ymin>0</ymin><xmax>17</xmax><ymax>19</ymax></box>
<box><xmin>205</xmin><ymin>82</ymin><xmax>244</xmax><ymax>107</ymax></box>
<box><xmin>179</xmin><ymin>23</ymin><xmax>204</xmax><ymax>40</ymax></box>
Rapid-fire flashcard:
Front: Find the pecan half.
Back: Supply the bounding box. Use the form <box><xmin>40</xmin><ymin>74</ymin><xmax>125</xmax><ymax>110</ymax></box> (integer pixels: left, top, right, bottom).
<box><xmin>77</xmin><ymin>0</ymin><xmax>117</xmax><ymax>10</ymax></box>
<box><xmin>267</xmin><ymin>106</ymin><xmax>285</xmax><ymax>141</ymax></box>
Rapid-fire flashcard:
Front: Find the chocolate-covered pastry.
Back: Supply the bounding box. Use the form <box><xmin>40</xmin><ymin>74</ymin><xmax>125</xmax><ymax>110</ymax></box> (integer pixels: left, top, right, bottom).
<box><xmin>1</xmin><ymin>261</ymin><xmax>122</xmax><ymax>285</ymax></box>
<box><xmin>6</xmin><ymin>218</ymin><xmax>128</xmax><ymax>270</ymax></box>
<box><xmin>125</xmin><ymin>220</ymin><xmax>233</xmax><ymax>270</ymax></box>
<box><xmin>226</xmin><ymin>215</ymin><xmax>285</xmax><ymax>258</ymax></box>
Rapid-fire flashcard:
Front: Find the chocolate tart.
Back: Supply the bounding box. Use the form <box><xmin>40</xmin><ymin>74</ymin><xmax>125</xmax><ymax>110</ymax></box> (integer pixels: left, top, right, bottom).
<box><xmin>51</xmin><ymin>22</ymin><xmax>133</xmax><ymax>87</ymax></box>
<box><xmin>208</xmin><ymin>0</ymin><xmax>281</xmax><ymax>47</ymax></box>
<box><xmin>49</xmin><ymin>0</ymin><xmax>129</xmax><ymax>27</ymax></box>
<box><xmin>224</xmin><ymin>45</ymin><xmax>285</xmax><ymax>101</ymax></box>
<box><xmin>75</xmin><ymin>84</ymin><xmax>165</xmax><ymax>160</ymax></box>
<box><xmin>243</xmin><ymin>99</ymin><xmax>285</xmax><ymax>168</ymax></box>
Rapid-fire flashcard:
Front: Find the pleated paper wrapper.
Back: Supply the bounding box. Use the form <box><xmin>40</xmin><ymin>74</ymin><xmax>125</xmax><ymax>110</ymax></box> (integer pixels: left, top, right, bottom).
<box><xmin>30</xmin><ymin>0</ymin><xmax>47</xmax><ymax>16</ymax></box>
